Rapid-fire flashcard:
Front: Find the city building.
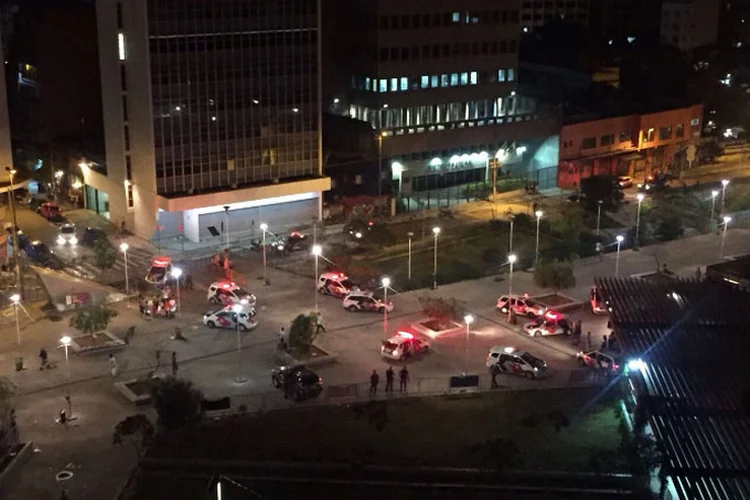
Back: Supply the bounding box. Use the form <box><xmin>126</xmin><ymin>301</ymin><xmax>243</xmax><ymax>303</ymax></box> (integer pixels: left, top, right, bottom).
<box><xmin>324</xmin><ymin>0</ymin><xmax>560</xmax><ymax>212</ymax></box>
<box><xmin>520</xmin><ymin>0</ymin><xmax>590</xmax><ymax>32</ymax></box>
<box><xmin>661</xmin><ymin>0</ymin><xmax>720</xmax><ymax>52</ymax></box>
<box><xmin>590</xmin><ymin>0</ymin><xmax>663</xmax><ymax>49</ymax></box>
<box><xmin>557</xmin><ymin>104</ymin><xmax>703</xmax><ymax>188</ymax></box>
<box><xmin>719</xmin><ymin>0</ymin><xmax>750</xmax><ymax>48</ymax></box>
<box><xmin>0</xmin><ymin>23</ymin><xmax>12</xmax><ymax>171</ymax></box>
<box><xmin>92</xmin><ymin>0</ymin><xmax>329</xmax><ymax>243</ymax></box>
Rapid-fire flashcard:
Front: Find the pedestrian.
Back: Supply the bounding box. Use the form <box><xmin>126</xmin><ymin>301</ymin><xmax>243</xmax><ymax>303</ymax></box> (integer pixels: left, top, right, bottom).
<box><xmin>601</xmin><ymin>335</ymin><xmax>608</xmax><ymax>352</ymax></box>
<box><xmin>490</xmin><ymin>363</ymin><xmax>499</xmax><ymax>389</ymax></box>
<box><xmin>108</xmin><ymin>354</ymin><xmax>119</xmax><ymax>377</ymax></box>
<box><xmin>39</xmin><ymin>348</ymin><xmax>48</xmax><ymax>370</ymax></box>
<box><xmin>279</xmin><ymin>326</ymin><xmax>287</xmax><ymax>342</ymax></box>
<box><xmin>155</xmin><ymin>349</ymin><xmax>161</xmax><ymax>368</ymax></box>
<box><xmin>316</xmin><ymin>313</ymin><xmax>326</xmax><ymax>334</ymax></box>
<box><xmin>573</xmin><ymin>320</ymin><xmax>582</xmax><ymax>346</ymax></box>
<box><xmin>586</xmin><ymin>331</ymin><xmax>592</xmax><ymax>351</ymax></box>
<box><xmin>695</xmin><ymin>267</ymin><xmax>702</xmax><ymax>280</ymax></box>
<box><xmin>399</xmin><ymin>366</ymin><xmax>409</xmax><ymax>392</ymax></box>
<box><xmin>369</xmin><ymin>370</ymin><xmax>379</xmax><ymax>395</ymax></box>
<box><xmin>385</xmin><ymin>366</ymin><xmax>394</xmax><ymax>392</ymax></box>
<box><xmin>171</xmin><ymin>351</ymin><xmax>178</xmax><ymax>376</ymax></box>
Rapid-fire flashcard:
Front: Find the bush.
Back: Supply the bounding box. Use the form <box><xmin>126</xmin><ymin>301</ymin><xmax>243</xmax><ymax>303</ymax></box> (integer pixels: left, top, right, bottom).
<box><xmin>69</xmin><ymin>304</ymin><xmax>118</xmax><ymax>334</ymax></box>
<box><xmin>657</xmin><ymin>215</ymin><xmax>684</xmax><ymax>241</ymax></box>
<box><xmin>93</xmin><ymin>238</ymin><xmax>117</xmax><ymax>269</ymax></box>
<box><xmin>533</xmin><ymin>259</ymin><xmax>576</xmax><ymax>290</ymax></box>
<box><xmin>418</xmin><ymin>296</ymin><xmax>466</xmax><ymax>321</ymax></box>
<box><xmin>149</xmin><ymin>377</ymin><xmax>203</xmax><ymax>430</ymax></box>
<box><xmin>289</xmin><ymin>313</ymin><xmax>318</xmax><ymax>354</ymax></box>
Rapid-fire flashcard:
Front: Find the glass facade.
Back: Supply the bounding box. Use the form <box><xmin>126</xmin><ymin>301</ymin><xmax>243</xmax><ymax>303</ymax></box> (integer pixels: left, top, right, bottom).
<box><xmin>146</xmin><ymin>0</ymin><xmax>319</xmax><ymax>195</ymax></box>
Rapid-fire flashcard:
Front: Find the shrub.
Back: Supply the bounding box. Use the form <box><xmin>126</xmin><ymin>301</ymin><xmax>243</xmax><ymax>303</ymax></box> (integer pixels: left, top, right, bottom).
<box><xmin>289</xmin><ymin>313</ymin><xmax>318</xmax><ymax>354</ymax></box>
<box><xmin>418</xmin><ymin>296</ymin><xmax>466</xmax><ymax>321</ymax></box>
<box><xmin>149</xmin><ymin>377</ymin><xmax>203</xmax><ymax>431</ymax></box>
<box><xmin>93</xmin><ymin>238</ymin><xmax>117</xmax><ymax>269</ymax></box>
<box><xmin>533</xmin><ymin>259</ymin><xmax>576</xmax><ymax>290</ymax></box>
<box><xmin>69</xmin><ymin>304</ymin><xmax>118</xmax><ymax>334</ymax></box>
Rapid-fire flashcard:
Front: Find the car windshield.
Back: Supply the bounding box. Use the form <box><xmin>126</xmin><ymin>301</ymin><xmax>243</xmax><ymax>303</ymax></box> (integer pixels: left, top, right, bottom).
<box><xmin>300</xmin><ymin>372</ymin><xmax>319</xmax><ymax>384</ymax></box>
<box><xmin>340</xmin><ymin>279</ymin><xmax>354</xmax><ymax>289</ymax></box>
<box><xmin>382</xmin><ymin>341</ymin><xmax>399</xmax><ymax>352</ymax></box>
<box><xmin>147</xmin><ymin>266</ymin><xmax>167</xmax><ymax>280</ymax></box>
<box><xmin>521</xmin><ymin>353</ymin><xmax>543</xmax><ymax>366</ymax></box>
<box><xmin>61</xmin><ymin>226</ymin><xmax>75</xmax><ymax>234</ymax></box>
<box><xmin>235</xmin><ymin>287</ymin><xmax>250</xmax><ymax>297</ymax></box>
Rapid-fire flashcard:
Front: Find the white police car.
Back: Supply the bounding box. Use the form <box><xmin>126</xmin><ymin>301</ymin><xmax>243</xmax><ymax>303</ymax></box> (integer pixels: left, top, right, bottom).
<box><xmin>206</xmin><ymin>280</ymin><xmax>256</xmax><ymax>307</ymax></box>
<box><xmin>380</xmin><ymin>330</ymin><xmax>429</xmax><ymax>361</ymax></box>
<box><xmin>486</xmin><ymin>346</ymin><xmax>547</xmax><ymax>379</ymax></box>
<box><xmin>203</xmin><ymin>305</ymin><xmax>258</xmax><ymax>332</ymax></box>
<box><xmin>342</xmin><ymin>291</ymin><xmax>394</xmax><ymax>313</ymax></box>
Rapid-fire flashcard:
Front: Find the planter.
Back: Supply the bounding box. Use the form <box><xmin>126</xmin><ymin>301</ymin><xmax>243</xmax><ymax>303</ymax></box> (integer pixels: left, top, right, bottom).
<box><xmin>410</xmin><ymin>318</ymin><xmax>464</xmax><ymax>338</ymax></box>
<box><xmin>273</xmin><ymin>343</ymin><xmax>336</xmax><ymax>368</ymax></box>
<box><xmin>68</xmin><ymin>331</ymin><xmax>126</xmax><ymax>356</ymax></box>
<box><xmin>532</xmin><ymin>293</ymin><xmax>582</xmax><ymax>313</ymax></box>
<box><xmin>114</xmin><ymin>373</ymin><xmax>165</xmax><ymax>406</ymax></box>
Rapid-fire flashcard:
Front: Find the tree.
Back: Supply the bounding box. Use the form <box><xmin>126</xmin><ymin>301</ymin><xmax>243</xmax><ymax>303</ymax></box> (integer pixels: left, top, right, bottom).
<box><xmin>113</xmin><ymin>414</ymin><xmax>154</xmax><ymax>458</ymax></box>
<box><xmin>580</xmin><ymin>175</ymin><xmax>624</xmax><ymax>212</ymax></box>
<box><xmin>288</xmin><ymin>313</ymin><xmax>317</xmax><ymax>355</ymax></box>
<box><xmin>657</xmin><ymin>215</ymin><xmax>683</xmax><ymax>242</ymax></box>
<box><xmin>418</xmin><ymin>296</ymin><xmax>466</xmax><ymax>321</ymax></box>
<box><xmin>149</xmin><ymin>376</ymin><xmax>203</xmax><ymax>431</ymax></box>
<box><xmin>549</xmin><ymin>204</ymin><xmax>584</xmax><ymax>242</ymax></box>
<box><xmin>93</xmin><ymin>238</ymin><xmax>117</xmax><ymax>269</ymax></box>
<box><xmin>533</xmin><ymin>259</ymin><xmax>576</xmax><ymax>290</ymax></box>
<box><xmin>69</xmin><ymin>305</ymin><xmax>118</xmax><ymax>334</ymax></box>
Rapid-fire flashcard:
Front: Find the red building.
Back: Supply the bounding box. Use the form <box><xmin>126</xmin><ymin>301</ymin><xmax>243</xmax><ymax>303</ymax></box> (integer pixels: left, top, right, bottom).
<box><xmin>557</xmin><ymin>104</ymin><xmax>703</xmax><ymax>189</ymax></box>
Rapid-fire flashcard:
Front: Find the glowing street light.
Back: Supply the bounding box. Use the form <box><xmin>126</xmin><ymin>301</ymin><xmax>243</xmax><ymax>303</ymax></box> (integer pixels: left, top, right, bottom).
<box><xmin>710</xmin><ymin>190</ymin><xmax>719</xmax><ymax>220</ymax></box>
<box><xmin>615</xmin><ymin>235</ymin><xmax>624</xmax><ymax>276</ymax></box>
<box><xmin>312</xmin><ymin>244</ymin><xmax>322</xmax><ymax>311</ymax></box>
<box><xmin>381</xmin><ymin>277</ymin><xmax>391</xmax><ymax>333</ymax></box>
<box><xmin>432</xmin><ymin>227</ymin><xmax>441</xmax><ymax>289</ymax></box>
<box><xmin>596</xmin><ymin>200</ymin><xmax>603</xmax><ymax>236</ymax></box>
<box><xmin>507</xmin><ymin>254</ymin><xmax>517</xmax><ymax>296</ymax></box>
<box><xmin>534</xmin><ymin>210</ymin><xmax>543</xmax><ymax>264</ymax></box>
<box><xmin>463</xmin><ymin>314</ymin><xmax>474</xmax><ymax>375</ymax></box>
<box><xmin>60</xmin><ymin>335</ymin><xmax>73</xmax><ymax>419</ymax></box>
<box><xmin>171</xmin><ymin>267</ymin><xmax>182</xmax><ymax>312</ymax></box>
<box><xmin>635</xmin><ymin>193</ymin><xmax>645</xmax><ymax>249</ymax></box>
<box><xmin>260</xmin><ymin>223</ymin><xmax>268</xmax><ymax>284</ymax></box>
<box><xmin>119</xmin><ymin>242</ymin><xmax>130</xmax><ymax>305</ymax></box>
<box><xmin>407</xmin><ymin>232</ymin><xmax>414</xmax><ymax>281</ymax></box>
<box><xmin>721</xmin><ymin>216</ymin><xmax>732</xmax><ymax>259</ymax></box>
<box><xmin>721</xmin><ymin>179</ymin><xmax>730</xmax><ymax>213</ymax></box>
<box><xmin>10</xmin><ymin>293</ymin><xmax>21</xmax><ymax>346</ymax></box>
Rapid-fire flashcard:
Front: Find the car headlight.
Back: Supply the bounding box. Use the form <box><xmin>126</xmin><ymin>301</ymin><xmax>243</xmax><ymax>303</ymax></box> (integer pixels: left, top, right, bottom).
<box><xmin>56</xmin><ymin>236</ymin><xmax>65</xmax><ymax>245</ymax></box>
<box><xmin>70</xmin><ymin>236</ymin><xmax>78</xmax><ymax>245</ymax></box>
<box><xmin>534</xmin><ymin>367</ymin><xmax>539</xmax><ymax>371</ymax></box>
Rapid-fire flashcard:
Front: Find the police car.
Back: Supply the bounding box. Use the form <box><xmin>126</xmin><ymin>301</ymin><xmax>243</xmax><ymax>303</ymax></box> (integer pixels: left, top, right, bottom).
<box><xmin>342</xmin><ymin>291</ymin><xmax>394</xmax><ymax>313</ymax></box>
<box><xmin>206</xmin><ymin>280</ymin><xmax>256</xmax><ymax>307</ymax></box>
<box><xmin>496</xmin><ymin>293</ymin><xmax>546</xmax><ymax>318</ymax></box>
<box><xmin>486</xmin><ymin>346</ymin><xmax>547</xmax><ymax>379</ymax></box>
<box><xmin>203</xmin><ymin>305</ymin><xmax>258</xmax><ymax>331</ymax></box>
<box><xmin>523</xmin><ymin>311</ymin><xmax>572</xmax><ymax>337</ymax></box>
<box><xmin>576</xmin><ymin>350</ymin><xmax>621</xmax><ymax>374</ymax></box>
<box><xmin>589</xmin><ymin>287</ymin><xmax>608</xmax><ymax>315</ymax></box>
<box><xmin>317</xmin><ymin>272</ymin><xmax>357</xmax><ymax>298</ymax></box>
<box><xmin>380</xmin><ymin>331</ymin><xmax>429</xmax><ymax>361</ymax></box>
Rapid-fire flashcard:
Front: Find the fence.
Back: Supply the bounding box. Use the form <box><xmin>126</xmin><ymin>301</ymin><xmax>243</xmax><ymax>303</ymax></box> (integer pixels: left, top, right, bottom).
<box><xmin>203</xmin><ymin>369</ymin><xmax>604</xmax><ymax>419</ymax></box>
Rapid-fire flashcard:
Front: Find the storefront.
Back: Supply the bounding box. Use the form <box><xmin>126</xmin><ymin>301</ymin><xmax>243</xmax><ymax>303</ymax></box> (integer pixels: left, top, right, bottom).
<box><xmin>85</xmin><ymin>185</ymin><xmax>110</xmax><ymax>219</ymax></box>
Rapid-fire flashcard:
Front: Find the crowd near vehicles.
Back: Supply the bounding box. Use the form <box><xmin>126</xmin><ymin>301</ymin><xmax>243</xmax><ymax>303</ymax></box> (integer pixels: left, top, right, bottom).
<box><xmin>271</xmin><ymin>365</ymin><xmax>323</xmax><ymax>401</ymax></box>
<box><xmin>523</xmin><ymin>311</ymin><xmax>572</xmax><ymax>337</ymax></box>
<box><xmin>496</xmin><ymin>293</ymin><xmax>546</xmax><ymax>318</ymax></box>
<box><xmin>576</xmin><ymin>350</ymin><xmax>621</xmax><ymax>374</ymax></box>
<box><xmin>380</xmin><ymin>330</ymin><xmax>429</xmax><ymax>361</ymax></box>
<box><xmin>342</xmin><ymin>291</ymin><xmax>394</xmax><ymax>313</ymax></box>
<box><xmin>206</xmin><ymin>280</ymin><xmax>256</xmax><ymax>307</ymax></box>
<box><xmin>317</xmin><ymin>272</ymin><xmax>357</xmax><ymax>297</ymax></box>
<box><xmin>486</xmin><ymin>346</ymin><xmax>547</xmax><ymax>379</ymax></box>
<box><xmin>203</xmin><ymin>305</ymin><xmax>258</xmax><ymax>332</ymax></box>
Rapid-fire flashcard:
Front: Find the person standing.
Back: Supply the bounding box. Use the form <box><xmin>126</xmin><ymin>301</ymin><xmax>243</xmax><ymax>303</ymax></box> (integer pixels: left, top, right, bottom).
<box><xmin>279</xmin><ymin>327</ymin><xmax>287</xmax><ymax>342</ymax></box>
<box><xmin>108</xmin><ymin>354</ymin><xmax>119</xmax><ymax>377</ymax></box>
<box><xmin>155</xmin><ymin>349</ymin><xmax>161</xmax><ymax>368</ymax></box>
<box><xmin>601</xmin><ymin>335</ymin><xmax>608</xmax><ymax>352</ymax></box>
<box><xmin>586</xmin><ymin>331</ymin><xmax>592</xmax><ymax>351</ymax></box>
<box><xmin>490</xmin><ymin>363</ymin><xmax>500</xmax><ymax>389</ymax></box>
<box><xmin>369</xmin><ymin>370</ymin><xmax>379</xmax><ymax>395</ymax></box>
<box><xmin>171</xmin><ymin>351</ymin><xmax>179</xmax><ymax>376</ymax></box>
<box><xmin>385</xmin><ymin>366</ymin><xmax>394</xmax><ymax>392</ymax></box>
<box><xmin>399</xmin><ymin>366</ymin><xmax>409</xmax><ymax>392</ymax></box>
<box><xmin>39</xmin><ymin>348</ymin><xmax>48</xmax><ymax>370</ymax></box>
<box><xmin>316</xmin><ymin>313</ymin><xmax>326</xmax><ymax>334</ymax></box>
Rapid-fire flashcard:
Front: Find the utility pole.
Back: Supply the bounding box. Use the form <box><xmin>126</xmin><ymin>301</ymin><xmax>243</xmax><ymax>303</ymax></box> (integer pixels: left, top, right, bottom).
<box><xmin>6</xmin><ymin>167</ymin><xmax>24</xmax><ymax>299</ymax></box>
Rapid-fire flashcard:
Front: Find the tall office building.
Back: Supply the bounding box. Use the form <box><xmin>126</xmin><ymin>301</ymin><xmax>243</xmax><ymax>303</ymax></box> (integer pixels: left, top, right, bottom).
<box><xmin>520</xmin><ymin>0</ymin><xmax>590</xmax><ymax>32</ymax></box>
<box><xmin>661</xmin><ymin>0</ymin><xmax>720</xmax><ymax>51</ymax></box>
<box><xmin>0</xmin><ymin>23</ymin><xmax>12</xmax><ymax>171</ymax></box>
<box><xmin>93</xmin><ymin>0</ymin><xmax>329</xmax><ymax>243</ymax></box>
<box><xmin>325</xmin><ymin>0</ymin><xmax>559</xmax><ymax>207</ymax></box>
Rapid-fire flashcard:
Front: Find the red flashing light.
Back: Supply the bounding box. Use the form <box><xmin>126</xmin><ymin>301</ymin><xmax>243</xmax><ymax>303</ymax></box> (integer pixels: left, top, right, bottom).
<box><xmin>152</xmin><ymin>256</ymin><xmax>171</xmax><ymax>268</ymax></box>
<box><xmin>397</xmin><ymin>331</ymin><xmax>414</xmax><ymax>339</ymax></box>
<box><xmin>545</xmin><ymin>311</ymin><xmax>560</xmax><ymax>320</ymax></box>
<box><xmin>290</xmin><ymin>231</ymin><xmax>301</xmax><ymax>237</ymax></box>
<box><xmin>367</xmin><ymin>221</ymin><xmax>374</xmax><ymax>227</ymax></box>
<box><xmin>218</xmin><ymin>280</ymin><xmax>237</xmax><ymax>289</ymax></box>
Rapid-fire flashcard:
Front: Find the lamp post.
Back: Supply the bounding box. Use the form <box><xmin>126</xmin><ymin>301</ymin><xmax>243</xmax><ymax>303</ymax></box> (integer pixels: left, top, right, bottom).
<box><xmin>407</xmin><ymin>232</ymin><xmax>414</xmax><ymax>281</ymax></box>
<box><xmin>615</xmin><ymin>235</ymin><xmax>624</xmax><ymax>276</ymax></box>
<box><xmin>233</xmin><ymin>299</ymin><xmax>248</xmax><ymax>383</ymax></box>
<box><xmin>5</xmin><ymin>167</ymin><xmax>23</xmax><ymax>299</ymax></box>
<box><xmin>509</xmin><ymin>215</ymin><xmax>515</xmax><ymax>253</ymax></box>
<box><xmin>381</xmin><ymin>277</ymin><xmax>390</xmax><ymax>333</ymax></box>
<box><xmin>463</xmin><ymin>314</ymin><xmax>474</xmax><ymax>375</ymax></box>
<box><xmin>260</xmin><ymin>223</ymin><xmax>268</xmax><ymax>284</ymax></box>
<box><xmin>721</xmin><ymin>179</ymin><xmax>730</xmax><ymax>213</ymax></box>
<box><xmin>507</xmin><ymin>254</ymin><xmax>517</xmax><ymax>296</ymax></box>
<box><xmin>534</xmin><ymin>210</ymin><xmax>543</xmax><ymax>264</ymax></box>
<box><xmin>172</xmin><ymin>267</ymin><xmax>182</xmax><ymax>312</ymax></box>
<box><xmin>432</xmin><ymin>227</ymin><xmax>440</xmax><ymax>289</ymax></box>
<box><xmin>377</xmin><ymin>132</ymin><xmax>385</xmax><ymax>197</ymax></box>
<box><xmin>10</xmin><ymin>293</ymin><xmax>21</xmax><ymax>346</ymax></box>
<box><xmin>721</xmin><ymin>216</ymin><xmax>732</xmax><ymax>259</ymax></box>
<box><xmin>119</xmin><ymin>242</ymin><xmax>129</xmax><ymax>304</ymax></box>
<box><xmin>312</xmin><ymin>244</ymin><xmax>322</xmax><ymax>311</ymax></box>
<box><xmin>596</xmin><ymin>200</ymin><xmax>603</xmax><ymax>236</ymax></box>
<box><xmin>710</xmin><ymin>190</ymin><xmax>719</xmax><ymax>220</ymax></box>
<box><xmin>223</xmin><ymin>205</ymin><xmax>230</xmax><ymax>249</ymax></box>
<box><xmin>635</xmin><ymin>193</ymin><xmax>645</xmax><ymax>250</ymax></box>
<box><xmin>60</xmin><ymin>335</ymin><xmax>72</xmax><ymax>418</ymax></box>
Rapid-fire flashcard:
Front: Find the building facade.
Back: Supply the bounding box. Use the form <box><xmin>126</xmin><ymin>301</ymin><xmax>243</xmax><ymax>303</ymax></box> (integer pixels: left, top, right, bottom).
<box><xmin>557</xmin><ymin>104</ymin><xmax>703</xmax><ymax>188</ymax></box>
<box><xmin>93</xmin><ymin>0</ymin><xmax>329</xmax><ymax>243</ymax></box>
<box><xmin>325</xmin><ymin>0</ymin><xmax>559</xmax><ymax>211</ymax></box>
<box><xmin>661</xmin><ymin>0</ymin><xmax>720</xmax><ymax>51</ymax></box>
<box><xmin>520</xmin><ymin>0</ymin><xmax>590</xmax><ymax>32</ymax></box>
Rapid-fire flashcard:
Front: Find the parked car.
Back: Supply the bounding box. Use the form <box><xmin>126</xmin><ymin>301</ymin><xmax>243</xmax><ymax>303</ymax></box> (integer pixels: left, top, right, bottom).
<box><xmin>486</xmin><ymin>346</ymin><xmax>547</xmax><ymax>379</ymax></box>
<box><xmin>317</xmin><ymin>272</ymin><xmax>357</xmax><ymax>298</ymax></box>
<box><xmin>271</xmin><ymin>365</ymin><xmax>323</xmax><ymax>401</ymax></box>
<box><xmin>24</xmin><ymin>240</ymin><xmax>63</xmax><ymax>269</ymax></box>
<box><xmin>523</xmin><ymin>311</ymin><xmax>572</xmax><ymax>337</ymax></box>
<box><xmin>203</xmin><ymin>305</ymin><xmax>258</xmax><ymax>331</ymax></box>
<box><xmin>37</xmin><ymin>202</ymin><xmax>61</xmax><ymax>220</ymax></box>
<box><xmin>206</xmin><ymin>280</ymin><xmax>256</xmax><ymax>306</ymax></box>
<box><xmin>576</xmin><ymin>350</ymin><xmax>621</xmax><ymax>374</ymax></box>
<box><xmin>343</xmin><ymin>291</ymin><xmax>394</xmax><ymax>313</ymax></box>
<box><xmin>589</xmin><ymin>287</ymin><xmax>608</xmax><ymax>315</ymax></box>
<box><xmin>617</xmin><ymin>176</ymin><xmax>633</xmax><ymax>189</ymax></box>
<box><xmin>80</xmin><ymin>227</ymin><xmax>107</xmax><ymax>247</ymax></box>
<box><xmin>380</xmin><ymin>330</ymin><xmax>429</xmax><ymax>360</ymax></box>
<box><xmin>496</xmin><ymin>294</ymin><xmax>546</xmax><ymax>318</ymax></box>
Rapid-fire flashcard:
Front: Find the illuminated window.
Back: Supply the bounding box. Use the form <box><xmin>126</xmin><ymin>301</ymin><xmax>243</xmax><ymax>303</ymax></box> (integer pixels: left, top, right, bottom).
<box><xmin>450</xmin><ymin>73</ymin><xmax>458</xmax><ymax>86</ymax></box>
<box><xmin>365</xmin><ymin>77</ymin><xmax>371</xmax><ymax>90</ymax></box>
<box><xmin>470</xmin><ymin>71</ymin><xmax>478</xmax><ymax>84</ymax></box>
<box><xmin>400</xmin><ymin>77</ymin><xmax>408</xmax><ymax>91</ymax></box>
<box><xmin>431</xmin><ymin>75</ymin><xmax>438</xmax><ymax>88</ymax></box>
<box><xmin>390</xmin><ymin>78</ymin><xmax>398</xmax><ymax>91</ymax></box>
<box><xmin>379</xmin><ymin>80</ymin><xmax>387</xmax><ymax>92</ymax></box>
<box><xmin>460</xmin><ymin>72</ymin><xmax>468</xmax><ymax>85</ymax></box>
<box><xmin>118</xmin><ymin>32</ymin><xmax>126</xmax><ymax>60</ymax></box>
<box><xmin>645</xmin><ymin>128</ymin><xmax>655</xmax><ymax>142</ymax></box>
<box><xmin>126</xmin><ymin>183</ymin><xmax>134</xmax><ymax>208</ymax></box>
<box><xmin>508</xmin><ymin>69</ymin><xmax>515</xmax><ymax>81</ymax></box>
<box><xmin>421</xmin><ymin>75</ymin><xmax>429</xmax><ymax>89</ymax></box>
<box><xmin>498</xmin><ymin>69</ymin><xmax>506</xmax><ymax>82</ymax></box>
<box><xmin>452</xmin><ymin>12</ymin><xmax>460</xmax><ymax>23</ymax></box>
<box><xmin>440</xmin><ymin>74</ymin><xmax>448</xmax><ymax>87</ymax></box>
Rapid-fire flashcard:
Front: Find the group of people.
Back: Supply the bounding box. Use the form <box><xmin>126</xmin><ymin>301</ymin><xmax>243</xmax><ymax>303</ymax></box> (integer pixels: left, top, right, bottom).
<box><xmin>138</xmin><ymin>289</ymin><xmax>177</xmax><ymax>319</ymax></box>
<box><xmin>369</xmin><ymin>366</ymin><xmax>410</xmax><ymax>395</ymax></box>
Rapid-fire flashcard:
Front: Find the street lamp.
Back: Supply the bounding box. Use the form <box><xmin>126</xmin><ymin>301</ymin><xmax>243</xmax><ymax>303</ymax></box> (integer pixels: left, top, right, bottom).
<box><xmin>615</xmin><ymin>235</ymin><xmax>624</xmax><ymax>276</ymax></box>
<box><xmin>260</xmin><ymin>223</ymin><xmax>268</xmax><ymax>284</ymax></box>
<box><xmin>721</xmin><ymin>216</ymin><xmax>732</xmax><ymax>259</ymax></box>
<box><xmin>463</xmin><ymin>314</ymin><xmax>474</xmax><ymax>375</ymax></box>
<box><xmin>634</xmin><ymin>193</ymin><xmax>645</xmax><ymax>250</ymax></box>
<box><xmin>381</xmin><ymin>277</ymin><xmax>391</xmax><ymax>333</ymax></box>
<box><xmin>507</xmin><ymin>254</ymin><xmax>517</xmax><ymax>296</ymax></box>
<box><xmin>407</xmin><ymin>232</ymin><xmax>414</xmax><ymax>281</ymax></box>
<box><xmin>596</xmin><ymin>200</ymin><xmax>603</xmax><ymax>236</ymax></box>
<box><xmin>10</xmin><ymin>293</ymin><xmax>21</xmax><ymax>346</ymax></box>
<box><xmin>721</xmin><ymin>179</ymin><xmax>730</xmax><ymax>213</ymax></box>
<box><xmin>710</xmin><ymin>190</ymin><xmax>719</xmax><ymax>220</ymax></box>
<box><xmin>509</xmin><ymin>214</ymin><xmax>515</xmax><ymax>253</ymax></box>
<box><xmin>5</xmin><ymin>167</ymin><xmax>22</xmax><ymax>299</ymax></box>
<box><xmin>534</xmin><ymin>210</ymin><xmax>543</xmax><ymax>264</ymax></box>
<box><xmin>312</xmin><ymin>244</ymin><xmax>322</xmax><ymax>311</ymax></box>
<box><xmin>377</xmin><ymin>131</ymin><xmax>386</xmax><ymax>197</ymax></box>
<box><xmin>233</xmin><ymin>300</ymin><xmax>248</xmax><ymax>383</ymax></box>
<box><xmin>172</xmin><ymin>267</ymin><xmax>182</xmax><ymax>312</ymax></box>
<box><xmin>60</xmin><ymin>335</ymin><xmax>73</xmax><ymax>418</ymax></box>
<box><xmin>119</xmin><ymin>242</ymin><xmax>129</xmax><ymax>303</ymax></box>
<box><xmin>432</xmin><ymin>227</ymin><xmax>441</xmax><ymax>289</ymax></box>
